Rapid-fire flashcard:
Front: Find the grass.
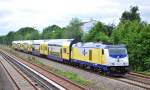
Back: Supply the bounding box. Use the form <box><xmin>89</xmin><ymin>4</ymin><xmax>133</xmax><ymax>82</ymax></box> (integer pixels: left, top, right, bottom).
<box><xmin>52</xmin><ymin>68</ymin><xmax>89</xmax><ymax>85</ymax></box>
<box><xmin>27</xmin><ymin>56</ymin><xmax>90</xmax><ymax>86</ymax></box>
<box><xmin>0</xmin><ymin>46</ymin><xmax>90</xmax><ymax>86</ymax></box>
<box><xmin>134</xmin><ymin>71</ymin><xmax>150</xmax><ymax>76</ymax></box>
<box><xmin>28</xmin><ymin>56</ymin><xmax>46</xmax><ymax>67</ymax></box>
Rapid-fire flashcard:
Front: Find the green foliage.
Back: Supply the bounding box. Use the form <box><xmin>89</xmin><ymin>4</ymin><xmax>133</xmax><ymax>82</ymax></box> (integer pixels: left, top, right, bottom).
<box><xmin>63</xmin><ymin>18</ymin><xmax>83</xmax><ymax>41</ymax></box>
<box><xmin>111</xmin><ymin>20</ymin><xmax>150</xmax><ymax>71</ymax></box>
<box><xmin>5</xmin><ymin>31</ymin><xmax>15</xmax><ymax>44</ymax></box>
<box><xmin>0</xmin><ymin>36</ymin><xmax>6</xmax><ymax>44</ymax></box>
<box><xmin>16</xmin><ymin>27</ymin><xmax>40</xmax><ymax>40</ymax></box>
<box><xmin>42</xmin><ymin>25</ymin><xmax>63</xmax><ymax>39</ymax></box>
<box><xmin>0</xmin><ymin>27</ymin><xmax>40</xmax><ymax>44</ymax></box>
<box><xmin>120</xmin><ymin>6</ymin><xmax>141</xmax><ymax>22</ymax></box>
<box><xmin>85</xmin><ymin>21</ymin><xmax>111</xmax><ymax>42</ymax></box>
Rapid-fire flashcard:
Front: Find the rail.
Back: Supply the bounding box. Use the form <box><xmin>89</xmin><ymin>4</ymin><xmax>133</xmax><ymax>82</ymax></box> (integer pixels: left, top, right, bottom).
<box><xmin>0</xmin><ymin>51</ymin><xmax>66</xmax><ymax>90</ymax></box>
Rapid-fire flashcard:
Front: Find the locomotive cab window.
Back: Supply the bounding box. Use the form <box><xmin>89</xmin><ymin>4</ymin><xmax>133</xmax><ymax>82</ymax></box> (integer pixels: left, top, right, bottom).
<box><xmin>109</xmin><ymin>48</ymin><xmax>127</xmax><ymax>55</ymax></box>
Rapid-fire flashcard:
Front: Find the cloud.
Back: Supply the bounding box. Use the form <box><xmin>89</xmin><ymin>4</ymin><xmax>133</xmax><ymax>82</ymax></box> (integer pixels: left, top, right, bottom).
<box><xmin>0</xmin><ymin>10</ymin><xmax>11</xmax><ymax>18</ymax></box>
<box><xmin>0</xmin><ymin>0</ymin><xmax>150</xmax><ymax>35</ymax></box>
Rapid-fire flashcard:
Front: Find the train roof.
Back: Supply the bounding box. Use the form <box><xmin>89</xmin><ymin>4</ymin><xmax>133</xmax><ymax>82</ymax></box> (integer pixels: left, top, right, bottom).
<box><xmin>46</xmin><ymin>39</ymin><xmax>74</xmax><ymax>46</ymax></box>
<box><xmin>32</xmin><ymin>40</ymin><xmax>44</xmax><ymax>44</ymax></box>
<box><xmin>12</xmin><ymin>40</ymin><xmax>33</xmax><ymax>44</ymax></box>
<box><xmin>12</xmin><ymin>39</ymin><xmax>75</xmax><ymax>46</ymax></box>
<box><xmin>12</xmin><ymin>41</ymin><xmax>17</xmax><ymax>43</ymax></box>
<box><xmin>73</xmin><ymin>42</ymin><xmax>126</xmax><ymax>49</ymax></box>
<box><xmin>22</xmin><ymin>40</ymin><xmax>33</xmax><ymax>44</ymax></box>
<box><xmin>12</xmin><ymin>40</ymin><xmax>23</xmax><ymax>44</ymax></box>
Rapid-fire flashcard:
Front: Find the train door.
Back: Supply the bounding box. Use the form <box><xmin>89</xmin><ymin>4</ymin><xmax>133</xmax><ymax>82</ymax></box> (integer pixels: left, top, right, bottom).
<box><xmin>91</xmin><ymin>48</ymin><xmax>101</xmax><ymax>64</ymax></box>
<box><xmin>97</xmin><ymin>48</ymin><xmax>104</xmax><ymax>64</ymax></box>
<box><xmin>62</xmin><ymin>46</ymin><xmax>70</xmax><ymax>60</ymax></box>
<box><xmin>44</xmin><ymin>43</ymin><xmax>48</xmax><ymax>55</ymax></box>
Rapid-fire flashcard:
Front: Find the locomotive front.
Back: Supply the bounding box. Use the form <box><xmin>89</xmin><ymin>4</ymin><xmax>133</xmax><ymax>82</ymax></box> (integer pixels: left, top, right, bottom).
<box><xmin>104</xmin><ymin>45</ymin><xmax>129</xmax><ymax>75</ymax></box>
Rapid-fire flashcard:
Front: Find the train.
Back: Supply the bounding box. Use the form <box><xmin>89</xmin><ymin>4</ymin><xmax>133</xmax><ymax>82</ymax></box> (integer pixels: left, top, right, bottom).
<box><xmin>12</xmin><ymin>39</ymin><xmax>129</xmax><ymax>76</ymax></box>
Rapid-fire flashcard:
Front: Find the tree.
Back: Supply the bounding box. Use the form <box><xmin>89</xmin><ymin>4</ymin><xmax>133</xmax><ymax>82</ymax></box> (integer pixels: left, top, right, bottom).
<box><xmin>85</xmin><ymin>21</ymin><xmax>110</xmax><ymax>42</ymax></box>
<box><xmin>5</xmin><ymin>31</ymin><xmax>16</xmax><ymax>44</ymax></box>
<box><xmin>0</xmin><ymin>27</ymin><xmax>40</xmax><ymax>45</ymax></box>
<box><xmin>105</xmin><ymin>24</ymin><xmax>115</xmax><ymax>37</ymax></box>
<box><xmin>111</xmin><ymin>6</ymin><xmax>150</xmax><ymax>71</ymax></box>
<box><xmin>15</xmin><ymin>27</ymin><xmax>40</xmax><ymax>40</ymax></box>
<box><xmin>111</xmin><ymin>21</ymin><xmax>150</xmax><ymax>71</ymax></box>
<box><xmin>63</xmin><ymin>18</ymin><xmax>83</xmax><ymax>41</ymax></box>
<box><xmin>0</xmin><ymin>36</ymin><xmax>6</xmax><ymax>44</ymax></box>
<box><xmin>120</xmin><ymin>6</ymin><xmax>140</xmax><ymax>22</ymax></box>
<box><xmin>42</xmin><ymin>25</ymin><xmax>63</xmax><ymax>39</ymax></box>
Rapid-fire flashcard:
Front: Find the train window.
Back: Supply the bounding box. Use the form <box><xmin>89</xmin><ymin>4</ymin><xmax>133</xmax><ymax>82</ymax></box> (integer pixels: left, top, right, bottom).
<box><xmin>102</xmin><ymin>49</ymin><xmax>104</xmax><ymax>55</ymax></box>
<box><xmin>89</xmin><ymin>50</ymin><xmax>92</xmax><ymax>61</ymax></box>
<box><xmin>63</xmin><ymin>48</ymin><xmax>66</xmax><ymax>53</ymax></box>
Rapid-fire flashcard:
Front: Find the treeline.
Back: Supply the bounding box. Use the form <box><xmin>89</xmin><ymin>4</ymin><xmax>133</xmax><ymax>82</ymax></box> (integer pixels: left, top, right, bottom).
<box><xmin>0</xmin><ymin>6</ymin><xmax>150</xmax><ymax>72</ymax></box>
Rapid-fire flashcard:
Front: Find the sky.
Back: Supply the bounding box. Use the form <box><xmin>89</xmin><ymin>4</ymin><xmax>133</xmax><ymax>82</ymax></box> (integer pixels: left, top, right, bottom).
<box><xmin>0</xmin><ymin>0</ymin><xmax>149</xmax><ymax>35</ymax></box>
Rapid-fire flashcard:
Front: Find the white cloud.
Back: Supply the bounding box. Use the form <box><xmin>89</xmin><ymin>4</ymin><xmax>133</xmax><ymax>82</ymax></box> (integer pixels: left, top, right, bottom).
<box><xmin>0</xmin><ymin>0</ymin><xmax>150</xmax><ymax>35</ymax></box>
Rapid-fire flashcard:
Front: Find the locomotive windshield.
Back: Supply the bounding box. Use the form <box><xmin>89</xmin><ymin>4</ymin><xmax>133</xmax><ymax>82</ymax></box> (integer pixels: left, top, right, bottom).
<box><xmin>109</xmin><ymin>48</ymin><xmax>127</xmax><ymax>55</ymax></box>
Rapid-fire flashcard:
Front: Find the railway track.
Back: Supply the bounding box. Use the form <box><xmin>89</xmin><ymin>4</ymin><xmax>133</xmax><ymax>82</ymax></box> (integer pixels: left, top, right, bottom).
<box><xmin>0</xmin><ymin>55</ymin><xmax>39</xmax><ymax>90</ymax></box>
<box><xmin>126</xmin><ymin>72</ymin><xmax>150</xmax><ymax>85</ymax></box>
<box><xmin>1</xmin><ymin>48</ymin><xmax>150</xmax><ymax>90</ymax></box>
<box><xmin>112</xmin><ymin>72</ymin><xmax>150</xmax><ymax>90</ymax></box>
<box><xmin>129</xmin><ymin>72</ymin><xmax>150</xmax><ymax>79</ymax></box>
<box><xmin>0</xmin><ymin>51</ymin><xmax>66</xmax><ymax>90</ymax></box>
<box><xmin>31</xmin><ymin>53</ymin><xmax>150</xmax><ymax>90</ymax></box>
<box><xmin>0</xmin><ymin>50</ymin><xmax>86</xmax><ymax>90</ymax></box>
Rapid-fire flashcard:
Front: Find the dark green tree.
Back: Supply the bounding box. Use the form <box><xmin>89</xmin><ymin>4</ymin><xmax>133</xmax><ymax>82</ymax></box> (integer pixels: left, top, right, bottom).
<box><xmin>0</xmin><ymin>36</ymin><xmax>6</xmax><ymax>44</ymax></box>
<box><xmin>120</xmin><ymin>6</ymin><xmax>141</xmax><ymax>22</ymax></box>
<box><xmin>112</xmin><ymin>21</ymin><xmax>150</xmax><ymax>71</ymax></box>
<box><xmin>85</xmin><ymin>21</ymin><xmax>110</xmax><ymax>42</ymax></box>
<box><xmin>5</xmin><ymin>31</ymin><xmax>16</xmax><ymax>44</ymax></box>
<box><xmin>15</xmin><ymin>27</ymin><xmax>40</xmax><ymax>40</ymax></box>
<box><xmin>63</xmin><ymin>18</ymin><xmax>83</xmax><ymax>41</ymax></box>
<box><xmin>105</xmin><ymin>24</ymin><xmax>115</xmax><ymax>37</ymax></box>
<box><xmin>42</xmin><ymin>25</ymin><xmax>63</xmax><ymax>39</ymax></box>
